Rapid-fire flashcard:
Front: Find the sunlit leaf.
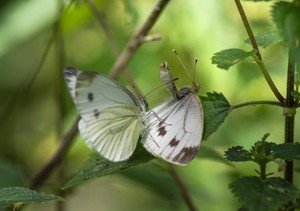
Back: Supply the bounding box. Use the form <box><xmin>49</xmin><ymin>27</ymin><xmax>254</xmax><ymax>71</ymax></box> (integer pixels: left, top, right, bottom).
<box><xmin>245</xmin><ymin>31</ymin><xmax>282</xmax><ymax>48</ymax></box>
<box><xmin>211</xmin><ymin>48</ymin><xmax>255</xmax><ymax>70</ymax></box>
<box><xmin>62</xmin><ymin>146</ymin><xmax>153</xmax><ymax>190</ymax></box>
<box><xmin>225</xmin><ymin>146</ymin><xmax>252</xmax><ymax>162</ymax></box>
<box><xmin>229</xmin><ymin>176</ymin><xmax>300</xmax><ymax>211</ymax></box>
<box><xmin>200</xmin><ymin>92</ymin><xmax>231</xmax><ymax>140</ymax></box>
<box><xmin>0</xmin><ymin>187</ymin><xmax>63</xmax><ymax>208</ymax></box>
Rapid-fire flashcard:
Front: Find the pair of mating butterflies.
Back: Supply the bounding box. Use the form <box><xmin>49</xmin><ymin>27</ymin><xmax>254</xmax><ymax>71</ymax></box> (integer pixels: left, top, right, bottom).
<box><xmin>64</xmin><ymin>62</ymin><xmax>203</xmax><ymax>165</ymax></box>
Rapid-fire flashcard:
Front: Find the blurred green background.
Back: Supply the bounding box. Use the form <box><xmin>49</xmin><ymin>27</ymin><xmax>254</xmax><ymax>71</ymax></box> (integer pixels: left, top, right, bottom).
<box><xmin>0</xmin><ymin>0</ymin><xmax>297</xmax><ymax>210</ymax></box>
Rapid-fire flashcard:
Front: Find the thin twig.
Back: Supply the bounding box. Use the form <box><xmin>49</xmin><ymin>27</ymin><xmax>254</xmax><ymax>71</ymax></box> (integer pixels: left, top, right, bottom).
<box><xmin>234</xmin><ymin>0</ymin><xmax>284</xmax><ymax>104</ymax></box>
<box><xmin>87</xmin><ymin>0</ymin><xmax>146</xmax><ymax>99</ymax></box>
<box><xmin>29</xmin><ymin>117</ymin><xmax>80</xmax><ymax>190</ymax></box>
<box><xmin>168</xmin><ymin>165</ymin><xmax>198</xmax><ymax>211</ymax></box>
<box><xmin>109</xmin><ymin>0</ymin><xmax>170</xmax><ymax>79</ymax></box>
<box><xmin>87</xmin><ymin>0</ymin><xmax>120</xmax><ymax>57</ymax></box>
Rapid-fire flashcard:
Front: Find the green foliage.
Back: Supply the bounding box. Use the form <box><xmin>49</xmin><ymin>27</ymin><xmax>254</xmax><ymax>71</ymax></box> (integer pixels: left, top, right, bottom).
<box><xmin>225</xmin><ymin>134</ymin><xmax>300</xmax><ymax>164</ymax></box>
<box><xmin>62</xmin><ymin>146</ymin><xmax>153</xmax><ymax>190</ymax></box>
<box><xmin>211</xmin><ymin>48</ymin><xmax>255</xmax><ymax>70</ymax></box>
<box><xmin>225</xmin><ymin>146</ymin><xmax>252</xmax><ymax>162</ymax></box>
<box><xmin>271</xmin><ymin>2</ymin><xmax>300</xmax><ymax>45</ymax></box>
<box><xmin>244</xmin><ymin>31</ymin><xmax>282</xmax><ymax>48</ymax></box>
<box><xmin>0</xmin><ymin>187</ymin><xmax>63</xmax><ymax>209</ymax></box>
<box><xmin>273</xmin><ymin>143</ymin><xmax>300</xmax><ymax>160</ymax></box>
<box><xmin>229</xmin><ymin>176</ymin><xmax>300</xmax><ymax>211</ymax></box>
<box><xmin>272</xmin><ymin>1</ymin><xmax>300</xmax><ymax>74</ymax></box>
<box><xmin>200</xmin><ymin>92</ymin><xmax>231</xmax><ymax>140</ymax></box>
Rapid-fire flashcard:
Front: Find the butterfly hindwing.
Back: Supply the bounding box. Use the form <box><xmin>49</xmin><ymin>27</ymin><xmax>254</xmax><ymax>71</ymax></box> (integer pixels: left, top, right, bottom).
<box><xmin>64</xmin><ymin>67</ymin><xmax>145</xmax><ymax>161</ymax></box>
<box><xmin>79</xmin><ymin>105</ymin><xmax>142</xmax><ymax>161</ymax></box>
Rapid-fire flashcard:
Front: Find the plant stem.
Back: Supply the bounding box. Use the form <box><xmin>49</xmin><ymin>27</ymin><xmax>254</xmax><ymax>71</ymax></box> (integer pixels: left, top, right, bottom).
<box><xmin>252</xmin><ymin>56</ymin><xmax>285</xmax><ymax>103</ymax></box>
<box><xmin>234</xmin><ymin>0</ymin><xmax>284</xmax><ymax>104</ymax></box>
<box><xmin>260</xmin><ymin>162</ymin><xmax>267</xmax><ymax>180</ymax></box>
<box><xmin>284</xmin><ymin>47</ymin><xmax>296</xmax><ymax>184</ymax></box>
<box><xmin>109</xmin><ymin>0</ymin><xmax>170</xmax><ymax>79</ymax></box>
<box><xmin>231</xmin><ymin>100</ymin><xmax>282</xmax><ymax>110</ymax></box>
<box><xmin>29</xmin><ymin>117</ymin><xmax>80</xmax><ymax>190</ymax></box>
<box><xmin>168</xmin><ymin>166</ymin><xmax>198</xmax><ymax>211</ymax></box>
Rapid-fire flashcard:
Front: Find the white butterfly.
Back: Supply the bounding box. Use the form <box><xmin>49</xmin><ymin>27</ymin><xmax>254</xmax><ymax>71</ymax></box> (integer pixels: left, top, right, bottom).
<box><xmin>64</xmin><ymin>67</ymin><xmax>147</xmax><ymax>162</ymax></box>
<box><xmin>142</xmin><ymin>62</ymin><xmax>204</xmax><ymax>165</ymax></box>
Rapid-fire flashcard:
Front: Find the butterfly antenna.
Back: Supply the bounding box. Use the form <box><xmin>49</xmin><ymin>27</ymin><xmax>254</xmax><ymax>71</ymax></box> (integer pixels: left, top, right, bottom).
<box><xmin>144</xmin><ymin>78</ymin><xmax>179</xmax><ymax>98</ymax></box>
<box><xmin>173</xmin><ymin>49</ymin><xmax>193</xmax><ymax>81</ymax></box>
<box><xmin>193</xmin><ymin>58</ymin><xmax>199</xmax><ymax>89</ymax></box>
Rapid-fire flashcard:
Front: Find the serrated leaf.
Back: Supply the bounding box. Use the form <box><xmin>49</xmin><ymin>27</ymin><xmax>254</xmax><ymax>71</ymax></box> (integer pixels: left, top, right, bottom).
<box><xmin>245</xmin><ymin>31</ymin><xmax>282</xmax><ymax>48</ymax></box>
<box><xmin>250</xmin><ymin>140</ymin><xmax>277</xmax><ymax>163</ymax></box>
<box><xmin>225</xmin><ymin>146</ymin><xmax>252</xmax><ymax>162</ymax></box>
<box><xmin>0</xmin><ymin>187</ymin><xmax>63</xmax><ymax>208</ymax></box>
<box><xmin>197</xmin><ymin>145</ymin><xmax>233</xmax><ymax>166</ymax></box>
<box><xmin>229</xmin><ymin>176</ymin><xmax>300</xmax><ymax>211</ymax></box>
<box><xmin>272</xmin><ymin>2</ymin><xmax>300</xmax><ymax>45</ymax></box>
<box><xmin>62</xmin><ymin>146</ymin><xmax>153</xmax><ymax>190</ymax></box>
<box><xmin>211</xmin><ymin>48</ymin><xmax>255</xmax><ymax>70</ymax></box>
<box><xmin>273</xmin><ymin>143</ymin><xmax>300</xmax><ymax>160</ymax></box>
<box><xmin>200</xmin><ymin>92</ymin><xmax>231</xmax><ymax>140</ymax></box>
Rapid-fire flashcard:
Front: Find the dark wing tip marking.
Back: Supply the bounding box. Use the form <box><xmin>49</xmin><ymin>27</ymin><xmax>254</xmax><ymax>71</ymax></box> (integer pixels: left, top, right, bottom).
<box><xmin>173</xmin><ymin>146</ymin><xmax>199</xmax><ymax>164</ymax></box>
<box><xmin>93</xmin><ymin>109</ymin><xmax>100</xmax><ymax>118</ymax></box>
<box><xmin>64</xmin><ymin>67</ymin><xmax>78</xmax><ymax>77</ymax></box>
<box><xmin>169</xmin><ymin>137</ymin><xmax>179</xmax><ymax>147</ymax></box>
<box><xmin>88</xmin><ymin>92</ymin><xmax>94</xmax><ymax>101</ymax></box>
<box><xmin>157</xmin><ymin>126</ymin><xmax>167</xmax><ymax>137</ymax></box>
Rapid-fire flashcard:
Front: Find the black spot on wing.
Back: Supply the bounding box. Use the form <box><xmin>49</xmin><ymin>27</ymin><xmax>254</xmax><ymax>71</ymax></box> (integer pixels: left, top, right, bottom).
<box><xmin>88</xmin><ymin>92</ymin><xmax>94</xmax><ymax>101</ymax></box>
<box><xmin>157</xmin><ymin>126</ymin><xmax>167</xmax><ymax>136</ymax></box>
<box><xmin>169</xmin><ymin>138</ymin><xmax>179</xmax><ymax>147</ymax></box>
<box><xmin>173</xmin><ymin>146</ymin><xmax>199</xmax><ymax>164</ymax></box>
<box><xmin>93</xmin><ymin>109</ymin><xmax>100</xmax><ymax>118</ymax></box>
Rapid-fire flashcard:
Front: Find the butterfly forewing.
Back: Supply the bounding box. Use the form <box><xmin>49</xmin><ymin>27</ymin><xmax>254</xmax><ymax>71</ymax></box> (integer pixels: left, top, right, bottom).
<box><xmin>64</xmin><ymin>67</ymin><xmax>145</xmax><ymax>162</ymax></box>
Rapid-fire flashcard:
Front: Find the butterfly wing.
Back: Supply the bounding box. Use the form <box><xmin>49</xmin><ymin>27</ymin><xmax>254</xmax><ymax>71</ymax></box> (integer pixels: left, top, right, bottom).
<box><xmin>64</xmin><ymin>67</ymin><xmax>145</xmax><ymax>161</ymax></box>
<box><xmin>143</xmin><ymin>93</ymin><xmax>203</xmax><ymax>165</ymax></box>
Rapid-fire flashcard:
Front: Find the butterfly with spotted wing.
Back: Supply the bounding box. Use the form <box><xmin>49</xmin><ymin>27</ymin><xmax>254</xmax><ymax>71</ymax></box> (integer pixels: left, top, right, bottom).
<box><xmin>142</xmin><ymin>61</ymin><xmax>204</xmax><ymax>165</ymax></box>
<box><xmin>64</xmin><ymin>67</ymin><xmax>147</xmax><ymax>162</ymax></box>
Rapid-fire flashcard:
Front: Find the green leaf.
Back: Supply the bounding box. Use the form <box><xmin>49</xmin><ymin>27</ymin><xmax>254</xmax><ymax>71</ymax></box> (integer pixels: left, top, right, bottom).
<box><xmin>62</xmin><ymin>146</ymin><xmax>153</xmax><ymax>190</ymax></box>
<box><xmin>244</xmin><ymin>31</ymin><xmax>282</xmax><ymax>48</ymax></box>
<box><xmin>200</xmin><ymin>92</ymin><xmax>231</xmax><ymax>140</ymax></box>
<box><xmin>273</xmin><ymin>143</ymin><xmax>300</xmax><ymax>160</ymax></box>
<box><xmin>225</xmin><ymin>146</ymin><xmax>252</xmax><ymax>162</ymax></box>
<box><xmin>211</xmin><ymin>48</ymin><xmax>255</xmax><ymax>70</ymax></box>
<box><xmin>0</xmin><ymin>187</ymin><xmax>63</xmax><ymax>208</ymax></box>
<box><xmin>272</xmin><ymin>2</ymin><xmax>300</xmax><ymax>45</ymax></box>
<box><xmin>197</xmin><ymin>145</ymin><xmax>233</xmax><ymax>166</ymax></box>
<box><xmin>229</xmin><ymin>176</ymin><xmax>300</xmax><ymax>211</ymax></box>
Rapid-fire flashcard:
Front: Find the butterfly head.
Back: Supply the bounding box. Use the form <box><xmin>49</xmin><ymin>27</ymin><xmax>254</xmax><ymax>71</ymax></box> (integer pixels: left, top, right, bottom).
<box><xmin>140</xmin><ymin>97</ymin><xmax>148</xmax><ymax>111</ymax></box>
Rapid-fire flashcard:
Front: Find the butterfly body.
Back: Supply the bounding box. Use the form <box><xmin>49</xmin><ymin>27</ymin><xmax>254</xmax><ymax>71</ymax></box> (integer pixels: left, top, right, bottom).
<box><xmin>143</xmin><ymin>62</ymin><xmax>204</xmax><ymax>165</ymax></box>
<box><xmin>64</xmin><ymin>67</ymin><xmax>147</xmax><ymax>162</ymax></box>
